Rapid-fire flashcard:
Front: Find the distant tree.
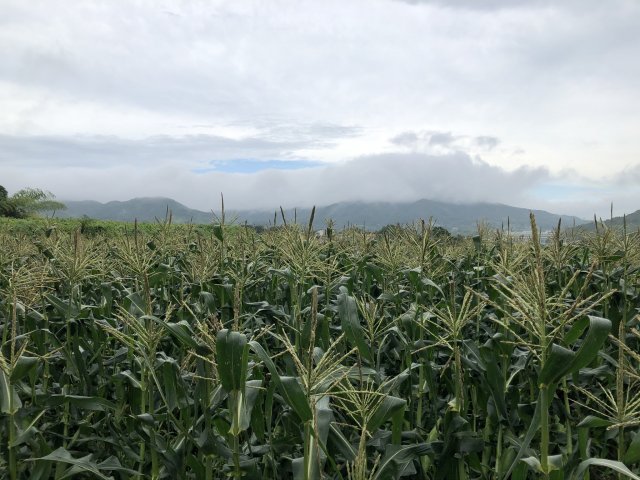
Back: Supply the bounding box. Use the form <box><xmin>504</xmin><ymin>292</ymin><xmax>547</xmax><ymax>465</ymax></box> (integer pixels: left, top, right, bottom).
<box><xmin>0</xmin><ymin>186</ymin><xmax>66</xmax><ymax>218</ymax></box>
<box><xmin>432</xmin><ymin>226</ymin><xmax>452</xmax><ymax>238</ymax></box>
<box><xmin>0</xmin><ymin>185</ymin><xmax>13</xmax><ymax>217</ymax></box>
<box><xmin>378</xmin><ymin>223</ymin><xmax>404</xmax><ymax>236</ymax></box>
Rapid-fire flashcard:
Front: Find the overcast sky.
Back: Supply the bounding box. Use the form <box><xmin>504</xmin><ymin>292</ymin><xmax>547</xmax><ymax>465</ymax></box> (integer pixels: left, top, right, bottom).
<box><xmin>1</xmin><ymin>0</ymin><xmax>639</xmax><ymax>218</ymax></box>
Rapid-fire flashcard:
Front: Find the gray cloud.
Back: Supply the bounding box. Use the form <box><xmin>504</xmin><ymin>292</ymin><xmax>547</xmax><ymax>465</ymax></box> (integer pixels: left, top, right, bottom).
<box><xmin>428</xmin><ymin>132</ymin><xmax>456</xmax><ymax>147</ymax></box>
<box><xmin>611</xmin><ymin>165</ymin><xmax>640</xmax><ymax>187</ymax></box>
<box><xmin>390</xmin><ymin>132</ymin><xmax>419</xmax><ymax>147</ymax></box>
<box><xmin>390</xmin><ymin>130</ymin><xmax>457</xmax><ymax>149</ymax></box>
<box><xmin>2</xmin><ymin>0</ymin><xmax>636</xmax><ymax>136</ymax></box>
<box><xmin>390</xmin><ymin>130</ymin><xmax>499</xmax><ymax>153</ymax></box>
<box><xmin>316</xmin><ymin>152</ymin><xmax>548</xmax><ymax>207</ymax></box>
<box><xmin>254</xmin><ymin>123</ymin><xmax>363</xmax><ymax>144</ymax></box>
<box><xmin>5</xmin><ymin>134</ymin><xmax>638</xmax><ymax>219</ymax></box>
<box><xmin>395</xmin><ymin>0</ymin><xmax>600</xmax><ymax>10</ymax></box>
<box><xmin>396</xmin><ymin>0</ymin><xmax>533</xmax><ymax>10</ymax></box>
<box><xmin>475</xmin><ymin>136</ymin><xmax>500</xmax><ymax>150</ymax></box>
<box><xmin>1</xmin><ymin>147</ymin><xmax>551</xmax><ymax>211</ymax></box>
<box><xmin>0</xmin><ymin>134</ymin><xmax>303</xmax><ymax>168</ymax></box>
<box><xmin>0</xmin><ymin>127</ymin><xmax>358</xmax><ymax>168</ymax></box>
<box><xmin>0</xmin><ymin>0</ymin><xmax>639</xmax><ymax>219</ymax></box>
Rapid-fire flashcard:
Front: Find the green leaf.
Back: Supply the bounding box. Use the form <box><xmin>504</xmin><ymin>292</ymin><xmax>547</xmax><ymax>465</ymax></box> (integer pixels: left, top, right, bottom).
<box><xmin>315</xmin><ymin>395</ymin><xmax>333</xmax><ymax>447</ymax></box>
<box><xmin>199</xmin><ymin>291</ymin><xmax>217</xmax><ymax>313</ymax></box>
<box><xmin>368</xmin><ymin>396</ymin><xmax>406</xmax><ymax>433</ymax></box>
<box><xmin>539</xmin><ymin>344</ymin><xmax>575</xmax><ymax>386</ymax></box>
<box><xmin>249</xmin><ymin>341</ymin><xmax>313</xmax><ymax>422</ymax></box>
<box><xmin>213</xmin><ymin>224</ymin><xmax>224</xmax><ymax>242</ymax></box>
<box><xmin>0</xmin><ymin>369</ymin><xmax>21</xmax><ymax>414</ymax></box>
<box><xmin>511</xmin><ymin>461</ymin><xmax>529</xmax><ymax>480</ymax></box>
<box><xmin>10</xmin><ymin>426</ymin><xmax>39</xmax><ymax>447</ymax></box>
<box><xmin>216</xmin><ymin>329</ymin><xmax>249</xmax><ymax>393</ymax></box>
<box><xmin>10</xmin><ymin>355</ymin><xmax>39</xmax><ymax>382</ymax></box>
<box><xmin>280</xmin><ymin>376</ymin><xmax>313</xmax><ymax>423</ymax></box>
<box><xmin>563</xmin><ymin>316</ymin><xmax>589</xmax><ymax>345</ymax></box>
<box><xmin>242</xmin><ymin>380</ymin><xmax>263</xmax><ymax>431</ymax></box>
<box><xmin>135</xmin><ymin>413</ymin><xmax>155</xmax><ymax>426</ymax></box>
<box><xmin>29</xmin><ymin>447</ymin><xmax>138</xmax><ymax>479</ymax></box>
<box><xmin>229</xmin><ymin>380</ymin><xmax>263</xmax><ymax>436</ymax></box>
<box><xmin>522</xmin><ymin>454</ymin><xmax>562</xmax><ymax>473</ymax></box>
<box><xmin>475</xmin><ymin>339</ymin><xmax>509</xmax><ymax>423</ymax></box>
<box><xmin>404</xmin><ymin>268</ymin><xmax>445</xmax><ymax>297</ymax></box>
<box><xmin>624</xmin><ymin>432</ymin><xmax>640</xmax><ymax>465</ymax></box>
<box><xmin>380</xmin><ymin>363</ymin><xmax>419</xmax><ymax>394</ymax></box>
<box><xmin>45</xmin><ymin>293</ymin><xmax>78</xmax><ymax>317</ymax></box>
<box><xmin>115</xmin><ymin>370</ymin><xmax>142</xmax><ymax>389</ymax></box>
<box><xmin>328</xmin><ymin>423</ymin><xmax>356</xmax><ymax>461</ymax></box>
<box><xmin>162</xmin><ymin>361</ymin><xmax>179</xmax><ymax>411</ymax></box>
<box><xmin>521</xmin><ymin>456</ymin><xmax>542</xmax><ymax>472</ymax></box>
<box><xmin>574</xmin><ymin>458</ymin><xmax>640</xmax><ymax>480</ymax></box>
<box><xmin>150</xmin><ymin>316</ymin><xmax>199</xmax><ymax>349</ymax></box>
<box><xmin>540</xmin><ymin>316</ymin><xmax>612</xmax><ymax>387</ymax></box>
<box><xmin>337</xmin><ymin>289</ymin><xmax>372</xmax><ymax>364</ymax></box>
<box><xmin>125</xmin><ymin>291</ymin><xmax>147</xmax><ymax>316</ymax></box>
<box><xmin>435</xmin><ymin>411</ymin><xmax>481</xmax><ymax>479</ymax></box>
<box><xmin>46</xmin><ymin>395</ymin><xmax>116</xmax><ymax>411</ymax></box>
<box><xmin>568</xmin><ymin>316</ymin><xmax>612</xmax><ymax>372</ymax></box>
<box><xmin>421</xmin><ymin>277</ymin><xmax>444</xmax><ymax>296</ymax></box>
<box><xmin>372</xmin><ymin>443</ymin><xmax>433</xmax><ymax>480</ymax></box>
<box><xmin>456</xmin><ymin>433</ymin><xmax>484</xmax><ymax>454</ymax></box>
<box><xmin>577</xmin><ymin>415</ymin><xmax>614</xmax><ymax>428</ymax></box>
<box><xmin>291</xmin><ymin>457</ymin><xmax>307</xmax><ymax>480</ymax></box>
<box><xmin>502</xmin><ymin>397</ymin><xmax>542</xmax><ymax>480</ymax></box>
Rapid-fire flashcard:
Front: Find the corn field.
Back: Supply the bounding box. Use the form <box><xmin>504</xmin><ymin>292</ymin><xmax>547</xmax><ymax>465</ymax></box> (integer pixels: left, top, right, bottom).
<box><xmin>1</xmin><ymin>214</ymin><xmax>640</xmax><ymax>480</ymax></box>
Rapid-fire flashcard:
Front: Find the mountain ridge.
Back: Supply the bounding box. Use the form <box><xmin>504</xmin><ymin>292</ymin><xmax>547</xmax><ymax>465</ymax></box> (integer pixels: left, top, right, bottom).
<box><xmin>578</xmin><ymin>209</ymin><xmax>640</xmax><ymax>231</ymax></box>
<box><xmin>55</xmin><ymin>196</ymin><xmax>592</xmax><ymax>233</ymax></box>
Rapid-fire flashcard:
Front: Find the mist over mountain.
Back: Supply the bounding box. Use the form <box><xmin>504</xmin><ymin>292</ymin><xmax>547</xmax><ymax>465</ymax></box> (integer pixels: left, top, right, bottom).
<box><xmin>56</xmin><ymin>197</ymin><xmax>588</xmax><ymax>233</ymax></box>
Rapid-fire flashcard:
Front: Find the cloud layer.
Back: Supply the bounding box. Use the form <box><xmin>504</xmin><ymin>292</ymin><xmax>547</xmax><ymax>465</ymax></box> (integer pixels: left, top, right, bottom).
<box><xmin>3</xmin><ymin>129</ymin><xmax>639</xmax><ymax>218</ymax></box>
<box><xmin>1</xmin><ymin>0</ymin><xmax>639</xmax><ymax>218</ymax></box>
<box><xmin>0</xmin><ymin>132</ymin><xmax>549</xmax><ymax>210</ymax></box>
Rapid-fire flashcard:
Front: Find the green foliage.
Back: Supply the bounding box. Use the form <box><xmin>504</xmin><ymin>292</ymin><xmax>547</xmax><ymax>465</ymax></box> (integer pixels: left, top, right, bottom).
<box><xmin>0</xmin><ymin>186</ymin><xmax>66</xmax><ymax>219</ymax></box>
<box><xmin>0</xmin><ymin>216</ymin><xmax>638</xmax><ymax>479</ymax></box>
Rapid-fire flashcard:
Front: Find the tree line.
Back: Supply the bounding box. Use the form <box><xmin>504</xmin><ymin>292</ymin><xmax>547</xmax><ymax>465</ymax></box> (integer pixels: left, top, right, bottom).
<box><xmin>0</xmin><ymin>185</ymin><xmax>66</xmax><ymax>219</ymax></box>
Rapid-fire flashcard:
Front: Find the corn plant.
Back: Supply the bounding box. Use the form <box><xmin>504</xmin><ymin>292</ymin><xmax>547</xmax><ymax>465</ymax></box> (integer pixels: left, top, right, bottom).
<box><xmin>0</xmin><ymin>214</ymin><xmax>639</xmax><ymax>479</ymax></box>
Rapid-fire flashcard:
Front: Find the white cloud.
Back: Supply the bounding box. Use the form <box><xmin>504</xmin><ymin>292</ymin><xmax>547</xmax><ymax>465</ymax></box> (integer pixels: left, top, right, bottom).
<box><xmin>0</xmin><ymin>0</ymin><xmax>639</xmax><ymax>217</ymax></box>
<box><xmin>1</xmin><ymin>146</ymin><xmax>550</xmax><ymax>210</ymax></box>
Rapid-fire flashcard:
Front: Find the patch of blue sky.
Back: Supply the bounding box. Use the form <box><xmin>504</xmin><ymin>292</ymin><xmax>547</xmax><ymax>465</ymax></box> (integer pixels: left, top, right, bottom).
<box><xmin>192</xmin><ymin>159</ymin><xmax>323</xmax><ymax>174</ymax></box>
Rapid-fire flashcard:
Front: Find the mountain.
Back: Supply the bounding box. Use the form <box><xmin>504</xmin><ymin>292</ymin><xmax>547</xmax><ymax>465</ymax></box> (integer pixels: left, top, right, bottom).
<box><xmin>578</xmin><ymin>209</ymin><xmax>640</xmax><ymax>232</ymax></box>
<box><xmin>272</xmin><ymin>200</ymin><xmax>587</xmax><ymax>233</ymax></box>
<box><xmin>58</xmin><ymin>198</ymin><xmax>212</xmax><ymax>224</ymax></box>
<box><xmin>56</xmin><ymin>197</ymin><xmax>588</xmax><ymax>233</ymax></box>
